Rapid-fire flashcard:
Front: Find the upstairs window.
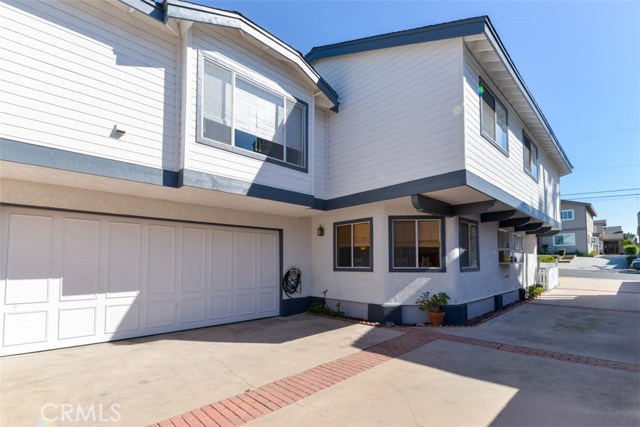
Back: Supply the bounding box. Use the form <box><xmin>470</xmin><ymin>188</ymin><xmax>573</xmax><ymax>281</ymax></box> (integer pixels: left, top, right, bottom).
<box><xmin>334</xmin><ymin>219</ymin><xmax>373</xmax><ymax>271</ymax></box>
<box><xmin>199</xmin><ymin>57</ymin><xmax>307</xmax><ymax>169</ymax></box>
<box><xmin>523</xmin><ymin>132</ymin><xmax>539</xmax><ymax>180</ymax></box>
<box><xmin>479</xmin><ymin>80</ymin><xmax>508</xmax><ymax>154</ymax></box>
<box><xmin>561</xmin><ymin>209</ymin><xmax>574</xmax><ymax>221</ymax></box>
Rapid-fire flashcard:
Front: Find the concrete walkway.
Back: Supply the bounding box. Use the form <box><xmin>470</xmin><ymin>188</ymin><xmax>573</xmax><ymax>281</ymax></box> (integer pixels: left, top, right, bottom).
<box><xmin>2</xmin><ymin>274</ymin><xmax>639</xmax><ymax>427</ymax></box>
<box><xmin>559</xmin><ymin>254</ymin><xmax>631</xmax><ymax>271</ymax></box>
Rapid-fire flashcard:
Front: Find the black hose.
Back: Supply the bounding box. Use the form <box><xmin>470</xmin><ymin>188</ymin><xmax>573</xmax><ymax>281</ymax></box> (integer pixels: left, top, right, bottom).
<box><xmin>282</xmin><ymin>268</ymin><xmax>301</xmax><ymax>298</ymax></box>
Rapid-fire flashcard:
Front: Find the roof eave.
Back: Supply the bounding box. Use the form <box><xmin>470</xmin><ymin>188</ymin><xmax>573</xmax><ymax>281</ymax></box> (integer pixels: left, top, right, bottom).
<box><xmin>164</xmin><ymin>0</ymin><xmax>339</xmax><ymax>109</ymax></box>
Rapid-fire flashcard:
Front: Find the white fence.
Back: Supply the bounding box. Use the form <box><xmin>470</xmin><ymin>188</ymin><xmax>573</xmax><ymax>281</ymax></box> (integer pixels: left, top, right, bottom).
<box><xmin>536</xmin><ymin>262</ymin><xmax>559</xmax><ymax>290</ymax></box>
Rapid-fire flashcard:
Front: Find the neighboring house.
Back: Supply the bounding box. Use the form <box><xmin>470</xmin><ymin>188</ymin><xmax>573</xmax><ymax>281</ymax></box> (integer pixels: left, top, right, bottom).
<box><xmin>602</xmin><ymin>226</ymin><xmax>625</xmax><ymax>254</ymax></box>
<box><xmin>540</xmin><ymin>200</ymin><xmax>597</xmax><ymax>254</ymax></box>
<box><xmin>0</xmin><ymin>0</ymin><xmax>572</xmax><ymax>356</ymax></box>
<box><xmin>594</xmin><ymin>219</ymin><xmax>606</xmax><ymax>254</ymax></box>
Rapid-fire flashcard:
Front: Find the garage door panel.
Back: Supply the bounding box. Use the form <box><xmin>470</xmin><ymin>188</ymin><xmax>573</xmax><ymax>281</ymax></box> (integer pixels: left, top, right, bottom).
<box><xmin>61</xmin><ymin>218</ymin><xmax>100</xmax><ymax>301</ymax></box>
<box><xmin>259</xmin><ymin>234</ymin><xmax>278</xmax><ymax>289</ymax></box>
<box><xmin>181</xmin><ymin>298</ymin><xmax>205</xmax><ymax>323</ymax></box>
<box><xmin>3</xmin><ymin>311</ymin><xmax>48</xmax><ymax>346</ymax></box>
<box><xmin>210</xmin><ymin>295</ymin><xmax>232</xmax><ymax>319</ymax></box>
<box><xmin>211</xmin><ymin>230</ymin><xmax>233</xmax><ymax>291</ymax></box>
<box><xmin>146</xmin><ymin>300</ymin><xmax>174</xmax><ymax>328</ymax></box>
<box><xmin>259</xmin><ymin>291</ymin><xmax>278</xmax><ymax>313</ymax></box>
<box><xmin>58</xmin><ymin>307</ymin><xmax>96</xmax><ymax>340</ymax></box>
<box><xmin>107</xmin><ymin>222</ymin><xmax>141</xmax><ymax>296</ymax></box>
<box><xmin>7</xmin><ymin>214</ymin><xmax>52</xmax><ymax>281</ymax></box>
<box><xmin>148</xmin><ymin>225</ymin><xmax>176</xmax><ymax>296</ymax></box>
<box><xmin>105</xmin><ymin>303</ymin><xmax>138</xmax><ymax>334</ymax></box>
<box><xmin>5</xmin><ymin>279</ymin><xmax>49</xmax><ymax>305</ymax></box>
<box><xmin>237</xmin><ymin>232</ymin><xmax>256</xmax><ymax>290</ymax></box>
<box><xmin>236</xmin><ymin>293</ymin><xmax>256</xmax><ymax>316</ymax></box>
<box><xmin>182</xmin><ymin>228</ymin><xmax>206</xmax><ymax>293</ymax></box>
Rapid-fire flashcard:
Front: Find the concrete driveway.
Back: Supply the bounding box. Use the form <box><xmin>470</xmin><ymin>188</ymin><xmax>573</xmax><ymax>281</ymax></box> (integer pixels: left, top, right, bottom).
<box><xmin>2</xmin><ymin>275</ymin><xmax>639</xmax><ymax>427</ymax></box>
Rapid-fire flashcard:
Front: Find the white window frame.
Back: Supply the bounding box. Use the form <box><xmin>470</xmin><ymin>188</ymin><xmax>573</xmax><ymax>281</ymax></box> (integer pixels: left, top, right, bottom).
<box><xmin>523</xmin><ymin>132</ymin><xmax>539</xmax><ymax>180</ymax></box>
<box><xmin>554</xmin><ymin>233</ymin><xmax>576</xmax><ymax>247</ymax></box>
<box><xmin>197</xmin><ymin>53</ymin><xmax>308</xmax><ymax>171</ymax></box>
<box><xmin>560</xmin><ymin>209</ymin><xmax>575</xmax><ymax>221</ymax></box>
<box><xmin>479</xmin><ymin>78</ymin><xmax>508</xmax><ymax>155</ymax></box>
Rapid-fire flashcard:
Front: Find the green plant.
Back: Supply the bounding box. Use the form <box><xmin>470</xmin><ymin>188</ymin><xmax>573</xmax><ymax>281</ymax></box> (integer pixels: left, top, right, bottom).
<box><xmin>537</xmin><ymin>255</ymin><xmax>556</xmax><ymax>264</ymax></box>
<box><xmin>307</xmin><ymin>304</ymin><xmax>345</xmax><ymax>318</ymax></box>
<box><xmin>623</xmin><ymin>244</ymin><xmax>639</xmax><ymax>256</ymax></box>
<box><xmin>574</xmin><ymin>250</ymin><xmax>583</xmax><ymax>257</ymax></box>
<box><xmin>541</xmin><ymin>244</ymin><xmax>550</xmax><ymax>254</ymax></box>
<box><xmin>527</xmin><ymin>285</ymin><xmax>544</xmax><ymax>299</ymax></box>
<box><xmin>558</xmin><ymin>249</ymin><xmax>566</xmax><ymax>257</ymax></box>
<box><xmin>416</xmin><ymin>291</ymin><xmax>450</xmax><ymax>313</ymax></box>
<box><xmin>585</xmin><ymin>251</ymin><xmax>595</xmax><ymax>257</ymax></box>
<box><xmin>627</xmin><ymin>255</ymin><xmax>638</xmax><ymax>267</ymax></box>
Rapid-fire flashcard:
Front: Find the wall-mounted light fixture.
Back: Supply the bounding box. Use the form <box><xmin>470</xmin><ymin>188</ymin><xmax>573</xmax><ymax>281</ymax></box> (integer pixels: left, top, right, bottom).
<box><xmin>111</xmin><ymin>124</ymin><xmax>126</xmax><ymax>139</ymax></box>
<box><xmin>317</xmin><ymin>225</ymin><xmax>324</xmax><ymax>237</ymax></box>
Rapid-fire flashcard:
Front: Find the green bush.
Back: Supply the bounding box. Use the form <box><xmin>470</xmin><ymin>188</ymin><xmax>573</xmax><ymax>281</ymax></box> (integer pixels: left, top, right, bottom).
<box><xmin>527</xmin><ymin>285</ymin><xmax>544</xmax><ymax>299</ymax></box>
<box><xmin>623</xmin><ymin>245</ymin><xmax>639</xmax><ymax>256</ymax></box>
<box><xmin>627</xmin><ymin>255</ymin><xmax>638</xmax><ymax>267</ymax></box>
<box><xmin>574</xmin><ymin>250</ymin><xmax>583</xmax><ymax>257</ymax></box>
<box><xmin>558</xmin><ymin>249</ymin><xmax>566</xmax><ymax>257</ymax></box>
<box><xmin>307</xmin><ymin>304</ymin><xmax>345</xmax><ymax>318</ymax></box>
<box><xmin>585</xmin><ymin>251</ymin><xmax>595</xmax><ymax>257</ymax></box>
<box><xmin>537</xmin><ymin>255</ymin><xmax>556</xmax><ymax>264</ymax></box>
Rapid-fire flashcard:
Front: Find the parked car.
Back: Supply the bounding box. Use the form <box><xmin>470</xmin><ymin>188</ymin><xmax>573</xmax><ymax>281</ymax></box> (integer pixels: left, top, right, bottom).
<box><xmin>632</xmin><ymin>257</ymin><xmax>640</xmax><ymax>271</ymax></box>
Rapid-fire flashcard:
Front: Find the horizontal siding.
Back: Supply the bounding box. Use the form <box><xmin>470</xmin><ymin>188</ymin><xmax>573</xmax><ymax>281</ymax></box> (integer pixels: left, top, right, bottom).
<box><xmin>463</xmin><ymin>48</ymin><xmax>560</xmax><ymax>222</ymax></box>
<box><xmin>0</xmin><ymin>0</ymin><xmax>178</xmax><ymax>170</ymax></box>
<box><xmin>314</xmin><ymin>108</ymin><xmax>328</xmax><ymax>198</ymax></box>
<box><xmin>185</xmin><ymin>25</ymin><xmax>316</xmax><ymax>195</ymax></box>
<box><xmin>313</xmin><ymin>39</ymin><xmax>465</xmax><ymax>199</ymax></box>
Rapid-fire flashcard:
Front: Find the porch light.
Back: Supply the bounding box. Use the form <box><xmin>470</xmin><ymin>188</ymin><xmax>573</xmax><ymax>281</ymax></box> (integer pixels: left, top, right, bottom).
<box><xmin>317</xmin><ymin>225</ymin><xmax>324</xmax><ymax>236</ymax></box>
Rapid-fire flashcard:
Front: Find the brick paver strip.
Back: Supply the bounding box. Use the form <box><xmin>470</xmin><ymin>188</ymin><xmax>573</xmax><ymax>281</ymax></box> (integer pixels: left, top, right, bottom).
<box><xmin>531</xmin><ymin>301</ymin><xmax>640</xmax><ymax>313</ymax></box>
<box><xmin>150</xmin><ymin>327</ymin><xmax>638</xmax><ymax>426</ymax></box>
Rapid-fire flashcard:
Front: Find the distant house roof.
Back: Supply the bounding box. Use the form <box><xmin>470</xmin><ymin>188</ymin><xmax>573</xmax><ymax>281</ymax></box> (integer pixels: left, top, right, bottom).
<box><xmin>561</xmin><ymin>199</ymin><xmax>597</xmax><ymax>218</ymax></box>
<box><xmin>119</xmin><ymin>0</ymin><xmax>339</xmax><ymax>110</ymax></box>
<box><xmin>306</xmin><ymin>16</ymin><xmax>573</xmax><ymax>176</ymax></box>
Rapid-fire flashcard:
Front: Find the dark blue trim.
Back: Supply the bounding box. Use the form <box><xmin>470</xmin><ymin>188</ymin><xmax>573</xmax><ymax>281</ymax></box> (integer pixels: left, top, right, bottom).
<box><xmin>180</xmin><ymin>169</ymin><xmax>316</xmax><ymax>207</ymax></box>
<box><xmin>0</xmin><ymin>138</ymin><xmax>177</xmax><ymax>187</ymax></box>
<box><xmin>388</xmin><ymin>215</ymin><xmax>446</xmax><ymax>273</ymax></box>
<box><xmin>368</xmin><ymin>304</ymin><xmax>402</xmax><ymax>324</ymax></box>
<box><xmin>1</xmin><ymin>139</ymin><xmax>560</xmax><ymax>227</ymax></box>
<box><xmin>333</xmin><ymin>218</ymin><xmax>374</xmax><ymax>272</ymax></box>
<box><xmin>306</xmin><ymin>16</ymin><xmax>487</xmax><ymax>61</ymax></box>
<box><xmin>118</xmin><ymin>0</ymin><xmax>165</xmax><ymax>22</ymax></box>
<box><xmin>326</xmin><ymin>170</ymin><xmax>467</xmax><ymax>210</ymax></box>
<box><xmin>465</xmin><ymin>171</ymin><xmax>560</xmax><ymax>228</ymax></box>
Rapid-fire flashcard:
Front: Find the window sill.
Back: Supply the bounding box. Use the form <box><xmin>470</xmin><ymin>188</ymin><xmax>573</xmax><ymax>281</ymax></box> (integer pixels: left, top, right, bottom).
<box><xmin>389</xmin><ymin>267</ymin><xmax>446</xmax><ymax>273</ymax></box>
<box><xmin>334</xmin><ymin>267</ymin><xmax>374</xmax><ymax>272</ymax></box>
<box><xmin>481</xmin><ymin>132</ymin><xmax>509</xmax><ymax>158</ymax></box>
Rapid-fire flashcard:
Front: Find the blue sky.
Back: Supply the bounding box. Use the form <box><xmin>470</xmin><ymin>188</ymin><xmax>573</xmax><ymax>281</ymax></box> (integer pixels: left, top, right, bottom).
<box><xmin>205</xmin><ymin>0</ymin><xmax>640</xmax><ymax>235</ymax></box>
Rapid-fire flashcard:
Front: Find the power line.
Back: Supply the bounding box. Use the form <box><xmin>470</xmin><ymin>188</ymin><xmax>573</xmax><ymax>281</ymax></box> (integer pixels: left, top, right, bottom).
<box><xmin>573</xmin><ymin>193</ymin><xmax>639</xmax><ymax>200</ymax></box>
<box><xmin>562</xmin><ymin>187</ymin><xmax>640</xmax><ymax>196</ymax></box>
<box><xmin>562</xmin><ymin>126</ymin><xmax>640</xmax><ymax>144</ymax></box>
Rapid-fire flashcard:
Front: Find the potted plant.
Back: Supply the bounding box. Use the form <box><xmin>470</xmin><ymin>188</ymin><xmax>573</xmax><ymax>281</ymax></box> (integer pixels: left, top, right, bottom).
<box><xmin>416</xmin><ymin>291</ymin><xmax>450</xmax><ymax>326</ymax></box>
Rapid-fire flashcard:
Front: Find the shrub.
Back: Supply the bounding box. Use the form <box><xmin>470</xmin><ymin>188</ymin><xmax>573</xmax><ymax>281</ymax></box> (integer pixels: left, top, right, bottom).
<box><xmin>416</xmin><ymin>291</ymin><xmax>450</xmax><ymax>313</ymax></box>
<box><xmin>574</xmin><ymin>250</ymin><xmax>584</xmax><ymax>257</ymax></box>
<box><xmin>558</xmin><ymin>249</ymin><xmax>566</xmax><ymax>257</ymax></box>
<box><xmin>537</xmin><ymin>255</ymin><xmax>556</xmax><ymax>264</ymax></box>
<box><xmin>527</xmin><ymin>285</ymin><xmax>544</xmax><ymax>299</ymax></box>
<box><xmin>541</xmin><ymin>244</ymin><xmax>550</xmax><ymax>254</ymax></box>
<box><xmin>585</xmin><ymin>251</ymin><xmax>595</xmax><ymax>257</ymax></box>
<box><xmin>627</xmin><ymin>255</ymin><xmax>638</xmax><ymax>267</ymax></box>
<box><xmin>308</xmin><ymin>304</ymin><xmax>345</xmax><ymax>318</ymax></box>
<box><xmin>623</xmin><ymin>245</ymin><xmax>639</xmax><ymax>256</ymax></box>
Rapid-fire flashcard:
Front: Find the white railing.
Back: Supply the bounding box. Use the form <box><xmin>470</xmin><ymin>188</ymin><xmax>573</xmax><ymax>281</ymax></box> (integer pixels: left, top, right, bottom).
<box><xmin>536</xmin><ymin>262</ymin><xmax>559</xmax><ymax>290</ymax></box>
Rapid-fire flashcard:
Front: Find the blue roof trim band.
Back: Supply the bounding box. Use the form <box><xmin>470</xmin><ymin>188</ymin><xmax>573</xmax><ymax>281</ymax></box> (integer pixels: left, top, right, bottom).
<box><xmin>118</xmin><ymin>0</ymin><xmax>165</xmax><ymax>22</ymax></box>
<box><xmin>306</xmin><ymin>16</ymin><xmax>487</xmax><ymax>61</ymax></box>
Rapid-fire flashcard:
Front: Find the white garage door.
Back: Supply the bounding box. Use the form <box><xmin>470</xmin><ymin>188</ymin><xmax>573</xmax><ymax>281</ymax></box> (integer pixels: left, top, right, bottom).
<box><xmin>0</xmin><ymin>207</ymin><xmax>280</xmax><ymax>356</ymax></box>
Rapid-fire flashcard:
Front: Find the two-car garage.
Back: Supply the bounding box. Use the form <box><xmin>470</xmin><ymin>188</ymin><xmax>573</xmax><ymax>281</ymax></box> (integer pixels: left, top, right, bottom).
<box><xmin>0</xmin><ymin>206</ymin><xmax>281</xmax><ymax>356</ymax></box>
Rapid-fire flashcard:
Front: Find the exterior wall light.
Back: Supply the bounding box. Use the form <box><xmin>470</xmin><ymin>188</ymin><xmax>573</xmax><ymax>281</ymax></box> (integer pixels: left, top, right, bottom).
<box><xmin>317</xmin><ymin>225</ymin><xmax>324</xmax><ymax>236</ymax></box>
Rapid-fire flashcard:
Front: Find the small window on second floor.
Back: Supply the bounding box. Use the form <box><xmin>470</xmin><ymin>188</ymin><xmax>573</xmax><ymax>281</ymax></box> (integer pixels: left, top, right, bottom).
<box><xmin>480</xmin><ymin>79</ymin><xmax>508</xmax><ymax>154</ymax></box>
<box><xmin>523</xmin><ymin>132</ymin><xmax>539</xmax><ymax>180</ymax></box>
<box><xmin>561</xmin><ymin>209</ymin><xmax>574</xmax><ymax>221</ymax></box>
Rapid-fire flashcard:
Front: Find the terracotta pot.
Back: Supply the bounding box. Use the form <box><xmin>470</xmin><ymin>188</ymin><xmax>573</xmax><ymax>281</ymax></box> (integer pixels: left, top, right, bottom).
<box><xmin>428</xmin><ymin>312</ymin><xmax>445</xmax><ymax>326</ymax></box>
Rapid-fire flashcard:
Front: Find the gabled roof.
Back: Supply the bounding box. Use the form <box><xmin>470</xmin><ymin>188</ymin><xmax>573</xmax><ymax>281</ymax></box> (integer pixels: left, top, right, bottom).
<box><xmin>118</xmin><ymin>0</ymin><xmax>339</xmax><ymax>110</ymax></box>
<box><xmin>306</xmin><ymin>16</ymin><xmax>573</xmax><ymax>176</ymax></box>
<box><xmin>561</xmin><ymin>199</ymin><xmax>597</xmax><ymax>217</ymax></box>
